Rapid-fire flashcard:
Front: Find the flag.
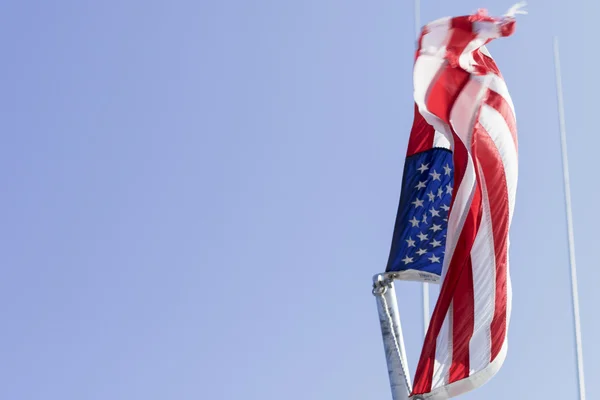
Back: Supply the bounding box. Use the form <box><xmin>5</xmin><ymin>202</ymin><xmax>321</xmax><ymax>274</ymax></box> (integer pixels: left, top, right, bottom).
<box><xmin>394</xmin><ymin>6</ymin><xmax>522</xmax><ymax>399</ymax></box>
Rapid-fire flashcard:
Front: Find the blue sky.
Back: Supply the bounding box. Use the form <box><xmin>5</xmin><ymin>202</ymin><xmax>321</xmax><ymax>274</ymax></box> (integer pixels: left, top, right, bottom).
<box><xmin>0</xmin><ymin>1</ymin><xmax>597</xmax><ymax>399</ymax></box>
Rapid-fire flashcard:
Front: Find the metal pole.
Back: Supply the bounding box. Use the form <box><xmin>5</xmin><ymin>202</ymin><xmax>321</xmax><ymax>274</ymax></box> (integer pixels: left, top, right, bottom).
<box><xmin>422</xmin><ymin>283</ymin><xmax>429</xmax><ymax>337</ymax></box>
<box><xmin>414</xmin><ymin>0</ymin><xmax>430</xmax><ymax>338</ymax></box>
<box><xmin>414</xmin><ymin>0</ymin><xmax>421</xmax><ymax>40</ymax></box>
<box><xmin>553</xmin><ymin>37</ymin><xmax>586</xmax><ymax>400</ymax></box>
<box><xmin>373</xmin><ymin>274</ymin><xmax>412</xmax><ymax>400</ymax></box>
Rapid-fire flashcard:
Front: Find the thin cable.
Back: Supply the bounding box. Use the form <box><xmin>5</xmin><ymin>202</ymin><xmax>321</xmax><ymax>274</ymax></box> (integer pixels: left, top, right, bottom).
<box><xmin>414</xmin><ymin>0</ymin><xmax>421</xmax><ymax>40</ymax></box>
<box><xmin>414</xmin><ymin>0</ymin><xmax>430</xmax><ymax>339</ymax></box>
<box><xmin>554</xmin><ymin>36</ymin><xmax>586</xmax><ymax>400</ymax></box>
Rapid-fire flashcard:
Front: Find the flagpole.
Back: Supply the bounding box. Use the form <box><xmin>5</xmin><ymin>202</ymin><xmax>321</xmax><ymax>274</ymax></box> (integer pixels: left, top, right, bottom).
<box><xmin>414</xmin><ymin>0</ymin><xmax>421</xmax><ymax>39</ymax></box>
<box><xmin>414</xmin><ymin>0</ymin><xmax>430</xmax><ymax>339</ymax></box>
<box><xmin>553</xmin><ymin>37</ymin><xmax>586</xmax><ymax>400</ymax></box>
<box><xmin>373</xmin><ymin>274</ymin><xmax>412</xmax><ymax>400</ymax></box>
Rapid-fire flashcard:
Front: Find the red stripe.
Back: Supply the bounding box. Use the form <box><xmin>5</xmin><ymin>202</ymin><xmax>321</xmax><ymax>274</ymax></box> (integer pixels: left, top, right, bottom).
<box><xmin>447</xmin><ymin>132</ymin><xmax>487</xmax><ymax>382</ymax></box>
<box><xmin>472</xmin><ymin>117</ymin><xmax>510</xmax><ymax>360</ymax></box>
<box><xmin>473</xmin><ymin>50</ymin><xmax>501</xmax><ymax>76</ymax></box>
<box><xmin>447</xmin><ymin>127</ymin><xmax>485</xmax><ymax>383</ymax></box>
<box><xmin>446</xmin><ymin>17</ymin><xmax>478</xmax><ymax>68</ymax></box>
<box><xmin>500</xmin><ymin>19</ymin><xmax>516</xmax><ymax>37</ymax></box>
<box><xmin>481</xmin><ymin>53</ymin><xmax>501</xmax><ymax>74</ymax></box>
<box><xmin>424</xmin><ymin>18</ymin><xmax>476</xmax><ymax>123</ymax></box>
<box><xmin>449</xmin><ymin>257</ymin><xmax>475</xmax><ymax>382</ymax></box>
<box><xmin>406</xmin><ymin>103</ymin><xmax>435</xmax><ymax>156</ymax></box>
<box><xmin>425</xmin><ymin>65</ymin><xmax>470</xmax><ymax>124</ymax></box>
<box><xmin>486</xmin><ymin>90</ymin><xmax>518</xmax><ymax>153</ymax></box>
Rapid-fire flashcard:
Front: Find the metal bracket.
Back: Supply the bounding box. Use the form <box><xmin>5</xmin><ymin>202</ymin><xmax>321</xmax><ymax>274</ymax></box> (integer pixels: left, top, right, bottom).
<box><xmin>372</xmin><ymin>273</ymin><xmax>398</xmax><ymax>296</ymax></box>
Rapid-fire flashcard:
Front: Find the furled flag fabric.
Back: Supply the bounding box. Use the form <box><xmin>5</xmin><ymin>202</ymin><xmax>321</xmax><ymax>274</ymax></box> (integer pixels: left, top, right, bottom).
<box><xmin>397</xmin><ymin>7</ymin><xmax>522</xmax><ymax>400</ymax></box>
<box><xmin>384</xmin><ymin>95</ymin><xmax>454</xmax><ymax>283</ymax></box>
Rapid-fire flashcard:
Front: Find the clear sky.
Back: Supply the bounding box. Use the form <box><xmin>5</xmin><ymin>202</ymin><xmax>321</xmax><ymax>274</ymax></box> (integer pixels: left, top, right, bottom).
<box><xmin>0</xmin><ymin>1</ymin><xmax>597</xmax><ymax>399</ymax></box>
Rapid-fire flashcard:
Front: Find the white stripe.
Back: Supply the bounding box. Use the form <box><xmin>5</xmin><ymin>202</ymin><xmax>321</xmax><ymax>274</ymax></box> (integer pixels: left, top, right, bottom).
<box><xmin>433</xmin><ymin>130</ymin><xmax>452</xmax><ymax>149</ymax></box>
<box><xmin>441</xmin><ymin>155</ymin><xmax>475</xmax><ymax>280</ymax></box>
<box><xmin>432</xmin><ymin>302</ymin><xmax>453</xmax><ymax>388</ymax></box>
<box><xmin>414</xmin><ymin>18</ymin><xmax>455</xmax><ymax>140</ymax></box>
<box><xmin>449</xmin><ymin>76</ymin><xmax>491</xmax><ymax>139</ymax></box>
<box><xmin>472</xmin><ymin>21</ymin><xmax>501</xmax><ymax>39</ymax></box>
<box><xmin>468</xmin><ymin>165</ymin><xmax>495</xmax><ymax>373</ymax></box>
<box><xmin>458</xmin><ymin>37</ymin><xmax>489</xmax><ymax>73</ymax></box>
<box><xmin>420</xmin><ymin>17</ymin><xmax>452</xmax><ymax>57</ymax></box>
<box><xmin>479</xmin><ymin>74</ymin><xmax>517</xmax><ymax>121</ymax></box>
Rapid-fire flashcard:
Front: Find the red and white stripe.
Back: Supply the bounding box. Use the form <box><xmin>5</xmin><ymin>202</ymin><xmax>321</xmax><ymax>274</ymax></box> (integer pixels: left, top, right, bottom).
<box><xmin>410</xmin><ymin>8</ymin><xmax>520</xmax><ymax>399</ymax></box>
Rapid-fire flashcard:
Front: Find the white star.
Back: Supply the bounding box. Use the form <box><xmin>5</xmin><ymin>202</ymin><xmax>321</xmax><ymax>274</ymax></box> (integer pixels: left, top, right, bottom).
<box><xmin>415</xmin><ymin>180</ymin><xmax>427</xmax><ymax>189</ymax></box>
<box><xmin>430</xmin><ymin>224</ymin><xmax>442</xmax><ymax>232</ymax></box>
<box><xmin>402</xmin><ymin>255</ymin><xmax>414</xmax><ymax>264</ymax></box>
<box><xmin>441</xmin><ymin>204</ymin><xmax>450</xmax><ymax>211</ymax></box>
<box><xmin>409</xmin><ymin>216</ymin><xmax>420</xmax><ymax>227</ymax></box>
<box><xmin>412</xmin><ymin>198</ymin><xmax>424</xmax><ymax>208</ymax></box>
<box><xmin>417</xmin><ymin>163</ymin><xmax>429</xmax><ymax>173</ymax></box>
<box><xmin>428</xmin><ymin>254</ymin><xmax>441</xmax><ymax>263</ymax></box>
<box><xmin>429</xmin><ymin>208</ymin><xmax>440</xmax><ymax>217</ymax></box>
<box><xmin>443</xmin><ymin>164</ymin><xmax>452</xmax><ymax>175</ymax></box>
<box><xmin>430</xmin><ymin>169</ymin><xmax>441</xmax><ymax>181</ymax></box>
<box><xmin>417</xmin><ymin>232</ymin><xmax>428</xmax><ymax>241</ymax></box>
<box><xmin>406</xmin><ymin>237</ymin><xmax>416</xmax><ymax>247</ymax></box>
<box><xmin>437</xmin><ymin>188</ymin><xmax>444</xmax><ymax>198</ymax></box>
<box><xmin>431</xmin><ymin>239</ymin><xmax>442</xmax><ymax>247</ymax></box>
<box><xmin>416</xmin><ymin>248</ymin><xmax>427</xmax><ymax>256</ymax></box>
<box><xmin>446</xmin><ymin>184</ymin><xmax>453</xmax><ymax>194</ymax></box>
<box><xmin>427</xmin><ymin>191</ymin><xmax>435</xmax><ymax>201</ymax></box>
<box><xmin>421</xmin><ymin>214</ymin><xmax>428</xmax><ymax>224</ymax></box>
<box><xmin>443</xmin><ymin>218</ymin><xmax>448</xmax><ymax>222</ymax></box>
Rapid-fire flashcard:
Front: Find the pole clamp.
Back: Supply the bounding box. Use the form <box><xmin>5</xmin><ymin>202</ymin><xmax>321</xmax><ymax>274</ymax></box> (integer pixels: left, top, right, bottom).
<box><xmin>372</xmin><ymin>273</ymin><xmax>396</xmax><ymax>296</ymax></box>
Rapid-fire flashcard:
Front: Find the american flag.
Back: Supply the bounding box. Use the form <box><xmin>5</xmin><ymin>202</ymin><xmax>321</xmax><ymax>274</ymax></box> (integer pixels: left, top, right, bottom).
<box><xmin>386</xmin><ymin>5</ymin><xmax>523</xmax><ymax>399</ymax></box>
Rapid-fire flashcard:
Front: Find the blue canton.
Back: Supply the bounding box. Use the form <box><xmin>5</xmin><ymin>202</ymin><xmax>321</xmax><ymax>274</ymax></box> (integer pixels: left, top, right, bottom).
<box><xmin>386</xmin><ymin>148</ymin><xmax>454</xmax><ymax>277</ymax></box>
